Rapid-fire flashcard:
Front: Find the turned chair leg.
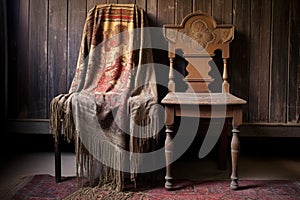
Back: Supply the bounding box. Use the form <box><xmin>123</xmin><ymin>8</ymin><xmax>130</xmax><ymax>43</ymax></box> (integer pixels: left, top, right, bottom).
<box><xmin>230</xmin><ymin>127</ymin><xmax>240</xmax><ymax>190</ymax></box>
<box><xmin>165</xmin><ymin>125</ymin><xmax>174</xmax><ymax>190</ymax></box>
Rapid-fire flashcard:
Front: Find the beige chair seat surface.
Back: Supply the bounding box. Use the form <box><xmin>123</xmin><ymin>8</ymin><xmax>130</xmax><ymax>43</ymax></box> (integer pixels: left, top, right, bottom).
<box><xmin>162</xmin><ymin>92</ymin><xmax>247</xmax><ymax>105</ymax></box>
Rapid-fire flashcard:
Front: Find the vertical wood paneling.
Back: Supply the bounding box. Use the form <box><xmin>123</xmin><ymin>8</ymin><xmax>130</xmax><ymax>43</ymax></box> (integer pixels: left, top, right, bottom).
<box><xmin>175</xmin><ymin>0</ymin><xmax>192</xmax><ymax>24</ymax></box>
<box><xmin>270</xmin><ymin>0</ymin><xmax>289</xmax><ymax>123</ymax></box>
<box><xmin>48</xmin><ymin>0</ymin><xmax>68</xmax><ymax>117</ymax></box>
<box><xmin>29</xmin><ymin>0</ymin><xmax>48</xmax><ymax>118</ymax></box>
<box><xmin>87</xmin><ymin>0</ymin><xmax>106</xmax><ymax>12</ymax></box>
<box><xmin>16</xmin><ymin>0</ymin><xmax>30</xmax><ymax>118</ymax></box>
<box><xmin>231</xmin><ymin>0</ymin><xmax>250</xmax><ymax>121</ymax></box>
<box><xmin>288</xmin><ymin>0</ymin><xmax>300</xmax><ymax>123</ymax></box>
<box><xmin>67</xmin><ymin>1</ymin><xmax>86</xmax><ymax>89</ymax></box>
<box><xmin>7</xmin><ymin>0</ymin><xmax>30</xmax><ymax>118</ymax></box>
<box><xmin>212</xmin><ymin>0</ymin><xmax>232</xmax><ymax>24</ymax></box>
<box><xmin>136</xmin><ymin>0</ymin><xmax>146</xmax><ymax>10</ymax></box>
<box><xmin>193</xmin><ymin>0</ymin><xmax>212</xmax><ymax>14</ymax></box>
<box><xmin>5</xmin><ymin>0</ymin><xmax>300</xmax><ymax>126</ymax></box>
<box><xmin>7</xmin><ymin>0</ymin><xmax>29</xmax><ymax>117</ymax></box>
<box><xmin>147</xmin><ymin>0</ymin><xmax>158</xmax><ymax>26</ymax></box>
<box><xmin>6</xmin><ymin>0</ymin><xmax>18</xmax><ymax>118</ymax></box>
<box><xmin>157</xmin><ymin>0</ymin><xmax>175</xmax><ymax>26</ymax></box>
<box><xmin>0</xmin><ymin>0</ymin><xmax>6</xmax><ymax>121</ymax></box>
<box><xmin>248</xmin><ymin>0</ymin><xmax>271</xmax><ymax>122</ymax></box>
<box><xmin>107</xmin><ymin>0</ymin><xmax>118</xmax><ymax>4</ymax></box>
<box><xmin>118</xmin><ymin>0</ymin><xmax>135</xmax><ymax>4</ymax></box>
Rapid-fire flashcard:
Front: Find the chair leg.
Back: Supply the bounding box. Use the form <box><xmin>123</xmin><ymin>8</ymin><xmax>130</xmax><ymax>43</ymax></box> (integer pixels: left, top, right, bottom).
<box><xmin>54</xmin><ymin>130</ymin><xmax>62</xmax><ymax>183</ymax></box>
<box><xmin>218</xmin><ymin>119</ymin><xmax>228</xmax><ymax>170</ymax></box>
<box><xmin>165</xmin><ymin>125</ymin><xmax>174</xmax><ymax>190</ymax></box>
<box><xmin>230</xmin><ymin>127</ymin><xmax>240</xmax><ymax>190</ymax></box>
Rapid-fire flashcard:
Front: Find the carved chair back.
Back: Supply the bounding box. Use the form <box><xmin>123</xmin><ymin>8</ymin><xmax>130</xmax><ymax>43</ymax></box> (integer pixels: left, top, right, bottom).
<box><xmin>163</xmin><ymin>12</ymin><xmax>234</xmax><ymax>93</ymax></box>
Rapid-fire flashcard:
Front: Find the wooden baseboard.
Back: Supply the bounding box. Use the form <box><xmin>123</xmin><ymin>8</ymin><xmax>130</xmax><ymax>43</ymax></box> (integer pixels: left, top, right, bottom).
<box><xmin>7</xmin><ymin>119</ymin><xmax>50</xmax><ymax>134</ymax></box>
<box><xmin>238</xmin><ymin>123</ymin><xmax>300</xmax><ymax>137</ymax></box>
<box><xmin>6</xmin><ymin>119</ymin><xmax>300</xmax><ymax>137</ymax></box>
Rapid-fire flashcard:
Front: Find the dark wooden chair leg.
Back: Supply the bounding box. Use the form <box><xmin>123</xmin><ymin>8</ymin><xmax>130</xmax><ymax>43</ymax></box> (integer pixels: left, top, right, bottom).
<box><xmin>165</xmin><ymin>125</ymin><xmax>174</xmax><ymax>190</ymax></box>
<box><xmin>230</xmin><ymin>127</ymin><xmax>240</xmax><ymax>190</ymax></box>
<box><xmin>55</xmin><ymin>130</ymin><xmax>62</xmax><ymax>183</ymax></box>
<box><xmin>218</xmin><ymin>119</ymin><xmax>228</xmax><ymax>170</ymax></box>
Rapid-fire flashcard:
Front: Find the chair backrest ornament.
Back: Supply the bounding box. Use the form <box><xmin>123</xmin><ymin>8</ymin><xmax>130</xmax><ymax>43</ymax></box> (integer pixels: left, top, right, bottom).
<box><xmin>163</xmin><ymin>11</ymin><xmax>234</xmax><ymax>93</ymax></box>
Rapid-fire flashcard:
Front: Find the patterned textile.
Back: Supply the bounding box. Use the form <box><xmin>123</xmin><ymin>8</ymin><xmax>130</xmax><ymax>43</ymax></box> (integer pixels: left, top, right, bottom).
<box><xmin>11</xmin><ymin>175</ymin><xmax>300</xmax><ymax>200</ymax></box>
<box><xmin>49</xmin><ymin>4</ymin><xmax>159</xmax><ymax>191</ymax></box>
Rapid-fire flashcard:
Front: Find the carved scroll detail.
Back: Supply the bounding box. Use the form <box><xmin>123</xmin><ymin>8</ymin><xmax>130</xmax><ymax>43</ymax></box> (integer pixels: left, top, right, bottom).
<box><xmin>165</xmin><ymin>29</ymin><xmax>178</xmax><ymax>44</ymax></box>
<box><xmin>182</xmin><ymin>20</ymin><xmax>215</xmax><ymax>52</ymax></box>
<box><xmin>213</xmin><ymin>27</ymin><xmax>234</xmax><ymax>44</ymax></box>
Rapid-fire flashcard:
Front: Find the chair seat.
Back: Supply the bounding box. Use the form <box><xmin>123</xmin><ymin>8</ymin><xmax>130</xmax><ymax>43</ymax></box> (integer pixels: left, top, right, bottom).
<box><xmin>162</xmin><ymin>92</ymin><xmax>247</xmax><ymax>105</ymax></box>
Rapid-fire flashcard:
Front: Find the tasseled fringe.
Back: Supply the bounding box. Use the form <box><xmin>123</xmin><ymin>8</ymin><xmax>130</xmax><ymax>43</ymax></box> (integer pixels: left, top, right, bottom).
<box><xmin>49</xmin><ymin>94</ymin><xmax>65</xmax><ymax>142</ymax></box>
<box><xmin>50</xmin><ymin>93</ymin><xmax>160</xmax><ymax>192</ymax></box>
<box><xmin>129</xmin><ymin>104</ymin><xmax>160</xmax><ymax>183</ymax></box>
<box><xmin>63</xmin><ymin>184</ymin><xmax>135</xmax><ymax>200</ymax></box>
<box><xmin>62</xmin><ymin>96</ymin><xmax>76</xmax><ymax>142</ymax></box>
<box><xmin>75</xmin><ymin>132</ymin><xmax>126</xmax><ymax>192</ymax></box>
<box><xmin>49</xmin><ymin>93</ymin><xmax>76</xmax><ymax>143</ymax></box>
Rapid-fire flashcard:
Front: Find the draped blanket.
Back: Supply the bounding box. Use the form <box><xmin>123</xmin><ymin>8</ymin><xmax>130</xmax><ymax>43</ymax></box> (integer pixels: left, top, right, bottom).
<box><xmin>49</xmin><ymin>4</ymin><xmax>159</xmax><ymax>191</ymax></box>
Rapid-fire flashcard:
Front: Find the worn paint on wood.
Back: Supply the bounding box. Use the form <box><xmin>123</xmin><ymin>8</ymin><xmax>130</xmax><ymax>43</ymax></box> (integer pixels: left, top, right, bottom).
<box><xmin>68</xmin><ymin>0</ymin><xmax>86</xmax><ymax>89</ymax></box>
<box><xmin>270</xmin><ymin>0</ymin><xmax>289</xmax><ymax>123</ymax></box>
<box><xmin>248</xmin><ymin>0</ymin><xmax>271</xmax><ymax>123</ymax></box>
<box><xmin>231</xmin><ymin>0</ymin><xmax>250</xmax><ymax>122</ymax></box>
<box><xmin>28</xmin><ymin>0</ymin><xmax>48</xmax><ymax>118</ymax></box>
<box><xmin>48</xmin><ymin>0</ymin><xmax>68</xmax><ymax>118</ymax></box>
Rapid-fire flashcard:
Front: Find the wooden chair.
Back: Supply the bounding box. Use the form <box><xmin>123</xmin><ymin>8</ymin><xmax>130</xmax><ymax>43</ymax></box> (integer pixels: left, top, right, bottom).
<box><xmin>162</xmin><ymin>11</ymin><xmax>247</xmax><ymax>190</ymax></box>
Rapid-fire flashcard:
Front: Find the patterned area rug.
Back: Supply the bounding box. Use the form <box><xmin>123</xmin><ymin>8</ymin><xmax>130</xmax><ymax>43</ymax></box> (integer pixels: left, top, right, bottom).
<box><xmin>11</xmin><ymin>174</ymin><xmax>78</xmax><ymax>200</ymax></box>
<box><xmin>9</xmin><ymin>174</ymin><xmax>300</xmax><ymax>200</ymax></box>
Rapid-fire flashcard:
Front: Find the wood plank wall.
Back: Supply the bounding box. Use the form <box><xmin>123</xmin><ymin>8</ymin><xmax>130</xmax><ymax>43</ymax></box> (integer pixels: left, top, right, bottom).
<box><xmin>4</xmin><ymin>0</ymin><xmax>300</xmax><ymax>133</ymax></box>
<box><xmin>1</xmin><ymin>0</ymin><xmax>7</xmax><ymax>123</ymax></box>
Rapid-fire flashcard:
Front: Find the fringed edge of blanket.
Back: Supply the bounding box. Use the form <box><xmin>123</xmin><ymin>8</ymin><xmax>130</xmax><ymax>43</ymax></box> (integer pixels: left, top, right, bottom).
<box><xmin>75</xmin><ymin>132</ymin><xmax>126</xmax><ymax>192</ymax></box>
<box><xmin>129</xmin><ymin>99</ymin><xmax>160</xmax><ymax>183</ymax></box>
<box><xmin>50</xmin><ymin>93</ymin><xmax>160</xmax><ymax>192</ymax></box>
<box><xmin>49</xmin><ymin>93</ymin><xmax>76</xmax><ymax>143</ymax></box>
<box><xmin>50</xmin><ymin>94</ymin><xmax>127</xmax><ymax>192</ymax></box>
